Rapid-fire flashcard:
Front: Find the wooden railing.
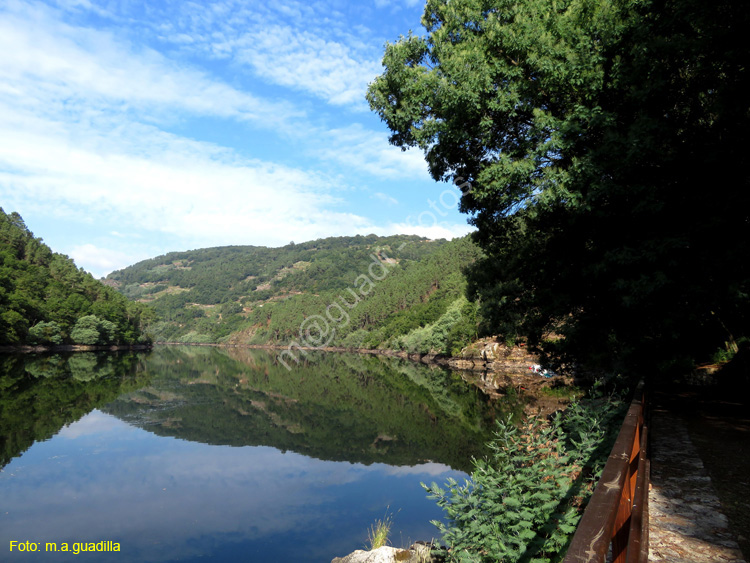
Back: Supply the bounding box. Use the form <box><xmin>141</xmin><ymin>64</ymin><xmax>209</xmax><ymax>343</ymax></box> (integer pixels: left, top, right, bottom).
<box><xmin>563</xmin><ymin>382</ymin><xmax>649</xmax><ymax>563</ymax></box>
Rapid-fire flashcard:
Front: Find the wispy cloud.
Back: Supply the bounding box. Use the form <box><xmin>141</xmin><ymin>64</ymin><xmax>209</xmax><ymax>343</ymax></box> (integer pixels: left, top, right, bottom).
<box><xmin>373</xmin><ymin>192</ymin><xmax>398</xmax><ymax>205</ymax></box>
<box><xmin>0</xmin><ymin>113</ymin><xmax>369</xmax><ymax>247</ymax></box>
<box><xmin>140</xmin><ymin>0</ymin><xmax>384</xmax><ymax>108</ymax></box>
<box><xmin>233</xmin><ymin>26</ymin><xmax>382</xmax><ymax>107</ymax></box>
<box><xmin>375</xmin><ymin>0</ymin><xmax>423</xmax><ymax>9</ymax></box>
<box><xmin>315</xmin><ymin>124</ymin><xmax>431</xmax><ymax>179</ymax></box>
<box><xmin>0</xmin><ymin>1</ymin><xmax>300</xmax><ymax>128</ymax></box>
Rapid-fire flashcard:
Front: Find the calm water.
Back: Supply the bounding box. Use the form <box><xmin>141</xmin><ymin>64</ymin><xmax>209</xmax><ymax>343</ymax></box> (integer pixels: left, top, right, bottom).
<box><xmin>0</xmin><ymin>347</ymin><xmax>516</xmax><ymax>562</ymax></box>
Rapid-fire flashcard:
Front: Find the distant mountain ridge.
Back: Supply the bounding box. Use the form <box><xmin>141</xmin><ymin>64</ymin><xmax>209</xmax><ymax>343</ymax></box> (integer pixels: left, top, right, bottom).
<box><xmin>107</xmin><ymin>234</ymin><xmax>482</xmax><ymax>354</ymax></box>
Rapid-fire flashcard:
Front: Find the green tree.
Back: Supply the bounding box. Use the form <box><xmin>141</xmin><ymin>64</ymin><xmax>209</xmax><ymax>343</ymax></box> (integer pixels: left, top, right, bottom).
<box><xmin>28</xmin><ymin>321</ymin><xmax>63</xmax><ymax>345</ymax></box>
<box><xmin>70</xmin><ymin>315</ymin><xmax>117</xmax><ymax>345</ymax></box>
<box><xmin>1</xmin><ymin>310</ymin><xmax>28</xmax><ymax>344</ymax></box>
<box><xmin>367</xmin><ymin>0</ymin><xmax>750</xmax><ymax>373</ymax></box>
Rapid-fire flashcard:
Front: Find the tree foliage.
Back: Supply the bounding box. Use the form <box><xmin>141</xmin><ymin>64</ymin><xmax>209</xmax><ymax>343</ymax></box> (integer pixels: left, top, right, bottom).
<box><xmin>425</xmin><ymin>394</ymin><xmax>625</xmax><ymax>562</ymax></box>
<box><xmin>367</xmin><ymin>0</ymin><xmax>750</xmax><ymax>373</ymax></box>
<box><xmin>0</xmin><ymin>208</ymin><xmax>153</xmax><ymax>346</ymax></box>
<box><xmin>70</xmin><ymin>315</ymin><xmax>117</xmax><ymax>346</ymax></box>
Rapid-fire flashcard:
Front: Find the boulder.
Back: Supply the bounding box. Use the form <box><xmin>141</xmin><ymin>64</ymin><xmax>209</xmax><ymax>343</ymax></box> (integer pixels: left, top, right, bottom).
<box><xmin>331</xmin><ymin>542</ymin><xmax>435</xmax><ymax>563</ymax></box>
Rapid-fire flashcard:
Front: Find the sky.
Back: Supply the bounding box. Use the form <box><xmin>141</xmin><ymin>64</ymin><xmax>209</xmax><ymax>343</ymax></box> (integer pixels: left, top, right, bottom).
<box><xmin>0</xmin><ymin>0</ymin><xmax>474</xmax><ymax>278</ymax></box>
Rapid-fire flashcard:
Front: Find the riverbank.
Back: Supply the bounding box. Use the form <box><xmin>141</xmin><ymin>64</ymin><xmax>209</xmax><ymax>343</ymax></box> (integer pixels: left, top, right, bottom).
<box><xmin>155</xmin><ymin>337</ymin><xmax>542</xmax><ymax>375</ymax></box>
<box><xmin>0</xmin><ymin>343</ymin><xmax>153</xmax><ymax>354</ymax></box>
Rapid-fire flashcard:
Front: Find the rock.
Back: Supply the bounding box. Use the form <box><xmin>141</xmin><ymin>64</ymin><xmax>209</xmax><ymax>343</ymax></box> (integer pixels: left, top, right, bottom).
<box><xmin>332</xmin><ymin>543</ymin><xmax>438</xmax><ymax>563</ymax></box>
<box><xmin>453</xmin><ymin>338</ymin><xmax>541</xmax><ymax>374</ymax></box>
<box><xmin>447</xmin><ymin>358</ymin><xmax>476</xmax><ymax>370</ymax></box>
<box><xmin>331</xmin><ymin>547</ymin><xmax>405</xmax><ymax>563</ymax></box>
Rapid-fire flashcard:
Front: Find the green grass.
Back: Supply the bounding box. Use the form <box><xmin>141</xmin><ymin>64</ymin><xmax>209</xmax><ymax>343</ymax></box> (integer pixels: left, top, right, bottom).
<box><xmin>538</xmin><ymin>384</ymin><xmax>584</xmax><ymax>400</ymax></box>
<box><xmin>366</xmin><ymin>509</ymin><xmax>393</xmax><ymax>550</ymax></box>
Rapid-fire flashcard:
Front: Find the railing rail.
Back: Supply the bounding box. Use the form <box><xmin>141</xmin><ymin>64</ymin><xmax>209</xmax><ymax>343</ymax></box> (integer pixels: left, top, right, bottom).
<box><xmin>563</xmin><ymin>382</ymin><xmax>649</xmax><ymax>563</ymax></box>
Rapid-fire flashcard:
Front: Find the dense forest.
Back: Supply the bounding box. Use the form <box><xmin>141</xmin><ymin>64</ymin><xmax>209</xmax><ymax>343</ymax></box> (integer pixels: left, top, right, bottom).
<box><xmin>107</xmin><ymin>234</ymin><xmax>483</xmax><ymax>354</ymax></box>
<box><xmin>0</xmin><ymin>208</ymin><xmax>153</xmax><ymax>347</ymax></box>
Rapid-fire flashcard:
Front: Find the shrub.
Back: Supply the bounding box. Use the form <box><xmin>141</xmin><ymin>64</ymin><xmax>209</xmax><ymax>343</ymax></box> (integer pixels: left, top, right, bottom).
<box><xmin>70</xmin><ymin>315</ymin><xmax>118</xmax><ymax>345</ymax></box>
<box><xmin>28</xmin><ymin>321</ymin><xmax>63</xmax><ymax>345</ymax></box>
<box><xmin>398</xmin><ymin>297</ymin><xmax>475</xmax><ymax>355</ymax></box>
<box><xmin>424</xmin><ymin>394</ymin><xmax>625</xmax><ymax>562</ymax></box>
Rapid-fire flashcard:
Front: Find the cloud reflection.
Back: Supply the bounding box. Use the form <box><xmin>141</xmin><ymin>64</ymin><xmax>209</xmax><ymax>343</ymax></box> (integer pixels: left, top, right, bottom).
<box><xmin>57</xmin><ymin>410</ymin><xmax>132</xmax><ymax>439</ymax></box>
<box><xmin>0</xmin><ymin>411</ymin><xmax>464</xmax><ymax>562</ymax></box>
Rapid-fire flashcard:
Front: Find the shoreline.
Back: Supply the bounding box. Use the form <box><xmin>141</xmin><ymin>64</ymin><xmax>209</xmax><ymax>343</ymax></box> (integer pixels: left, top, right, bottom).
<box><xmin>0</xmin><ymin>338</ymin><xmax>541</xmax><ymax>376</ymax></box>
<box><xmin>0</xmin><ymin>343</ymin><xmax>153</xmax><ymax>354</ymax></box>
<box><xmin>153</xmin><ymin>339</ymin><xmax>541</xmax><ymax>375</ymax></box>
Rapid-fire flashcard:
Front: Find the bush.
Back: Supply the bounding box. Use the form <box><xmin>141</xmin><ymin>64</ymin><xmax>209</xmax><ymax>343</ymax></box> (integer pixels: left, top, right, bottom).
<box><xmin>70</xmin><ymin>315</ymin><xmax>118</xmax><ymax>345</ymax></box>
<box><xmin>28</xmin><ymin>321</ymin><xmax>63</xmax><ymax>345</ymax></box>
<box><xmin>424</xmin><ymin>394</ymin><xmax>625</xmax><ymax>562</ymax></box>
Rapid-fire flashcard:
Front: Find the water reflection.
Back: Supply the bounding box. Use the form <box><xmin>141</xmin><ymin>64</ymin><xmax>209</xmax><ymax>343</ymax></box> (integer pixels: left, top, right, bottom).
<box><xmin>103</xmin><ymin>346</ymin><xmax>505</xmax><ymax>470</ymax></box>
<box><xmin>0</xmin><ymin>347</ymin><xmax>521</xmax><ymax>562</ymax></box>
<box><xmin>0</xmin><ymin>352</ymin><xmax>150</xmax><ymax>468</ymax></box>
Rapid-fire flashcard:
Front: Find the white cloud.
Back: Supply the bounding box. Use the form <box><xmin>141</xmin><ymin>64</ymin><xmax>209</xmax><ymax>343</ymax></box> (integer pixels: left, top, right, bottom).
<box><xmin>0</xmin><ymin>1</ymin><xmax>376</xmax><ymax>261</ymax></box>
<box><xmin>373</xmin><ymin>192</ymin><xmax>399</xmax><ymax>205</ymax></box>
<box><xmin>131</xmin><ymin>0</ymin><xmax>384</xmax><ymax>109</ymax></box>
<box><xmin>316</xmin><ymin>124</ymin><xmax>431</xmax><ymax>179</ymax></box>
<box><xmin>0</xmin><ymin>1</ymin><xmax>300</xmax><ymax>129</ymax></box>
<box><xmin>386</xmin><ymin>220</ymin><xmax>474</xmax><ymax>241</ymax></box>
<box><xmin>68</xmin><ymin>244</ymin><xmax>144</xmax><ymax>278</ymax></box>
<box><xmin>0</xmin><ymin>0</ymin><xmax>459</xmax><ymax>274</ymax></box>
<box><xmin>0</xmin><ymin>112</ymin><xmax>370</xmax><ymax>248</ymax></box>
<box><xmin>375</xmin><ymin>0</ymin><xmax>423</xmax><ymax>8</ymax></box>
<box><xmin>233</xmin><ymin>26</ymin><xmax>382</xmax><ymax>107</ymax></box>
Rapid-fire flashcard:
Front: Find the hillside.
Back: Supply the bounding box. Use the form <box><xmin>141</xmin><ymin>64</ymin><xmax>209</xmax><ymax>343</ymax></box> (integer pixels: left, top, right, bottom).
<box><xmin>106</xmin><ymin>234</ymin><xmax>483</xmax><ymax>354</ymax></box>
<box><xmin>0</xmin><ymin>208</ymin><xmax>152</xmax><ymax>346</ymax></box>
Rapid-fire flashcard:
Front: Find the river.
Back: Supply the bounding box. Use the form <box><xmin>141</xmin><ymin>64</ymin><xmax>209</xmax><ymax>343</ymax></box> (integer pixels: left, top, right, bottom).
<box><xmin>0</xmin><ymin>346</ymin><xmax>522</xmax><ymax>562</ymax></box>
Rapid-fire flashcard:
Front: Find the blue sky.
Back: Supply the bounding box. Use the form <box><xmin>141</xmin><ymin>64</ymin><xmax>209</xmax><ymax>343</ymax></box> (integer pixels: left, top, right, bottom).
<box><xmin>0</xmin><ymin>0</ymin><xmax>473</xmax><ymax>278</ymax></box>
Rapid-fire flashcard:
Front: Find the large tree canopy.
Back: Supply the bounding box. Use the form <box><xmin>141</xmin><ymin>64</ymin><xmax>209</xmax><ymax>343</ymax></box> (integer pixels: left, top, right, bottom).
<box><xmin>368</xmin><ymin>0</ymin><xmax>750</xmax><ymax>373</ymax></box>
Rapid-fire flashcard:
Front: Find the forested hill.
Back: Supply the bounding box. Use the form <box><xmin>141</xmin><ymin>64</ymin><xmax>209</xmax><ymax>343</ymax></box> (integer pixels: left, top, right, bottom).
<box><xmin>106</xmin><ymin>234</ymin><xmax>483</xmax><ymax>353</ymax></box>
<box><xmin>0</xmin><ymin>208</ymin><xmax>152</xmax><ymax>346</ymax></box>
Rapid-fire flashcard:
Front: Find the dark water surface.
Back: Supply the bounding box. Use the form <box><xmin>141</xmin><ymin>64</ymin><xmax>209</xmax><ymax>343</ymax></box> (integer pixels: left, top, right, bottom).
<box><xmin>0</xmin><ymin>346</ymin><xmax>515</xmax><ymax>562</ymax></box>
